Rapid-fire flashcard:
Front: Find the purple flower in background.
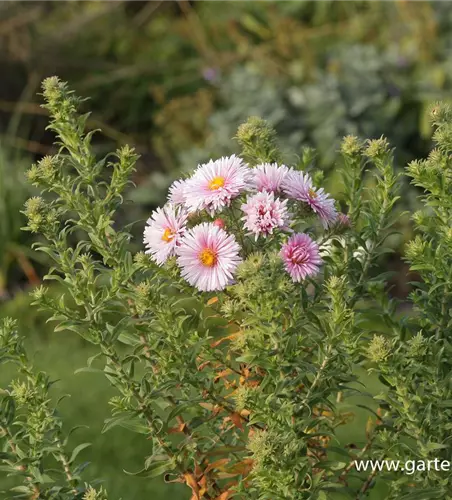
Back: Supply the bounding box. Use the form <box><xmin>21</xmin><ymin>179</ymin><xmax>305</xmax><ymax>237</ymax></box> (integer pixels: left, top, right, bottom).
<box><xmin>202</xmin><ymin>67</ymin><xmax>220</xmax><ymax>83</ymax></box>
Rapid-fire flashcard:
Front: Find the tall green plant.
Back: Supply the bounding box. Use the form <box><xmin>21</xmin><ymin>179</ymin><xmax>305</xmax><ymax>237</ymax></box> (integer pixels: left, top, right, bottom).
<box><xmin>0</xmin><ymin>318</ymin><xmax>108</xmax><ymax>499</ymax></box>
<box><xmin>360</xmin><ymin>103</ymin><xmax>452</xmax><ymax>499</ymax></box>
<box><xmin>12</xmin><ymin>78</ymin><xmax>452</xmax><ymax>499</ymax></box>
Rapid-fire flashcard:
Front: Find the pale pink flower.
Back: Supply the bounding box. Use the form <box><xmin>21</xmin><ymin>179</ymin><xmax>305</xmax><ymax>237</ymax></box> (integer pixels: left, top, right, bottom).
<box><xmin>282</xmin><ymin>170</ymin><xmax>337</xmax><ymax>228</ymax></box>
<box><xmin>241</xmin><ymin>191</ymin><xmax>290</xmax><ymax>240</ymax></box>
<box><xmin>252</xmin><ymin>163</ymin><xmax>289</xmax><ymax>193</ymax></box>
<box><xmin>143</xmin><ymin>205</ymin><xmax>187</xmax><ymax>265</ymax></box>
<box><xmin>176</xmin><ymin>223</ymin><xmax>242</xmax><ymax>292</ymax></box>
<box><xmin>184</xmin><ymin>155</ymin><xmax>251</xmax><ymax>215</ymax></box>
<box><xmin>280</xmin><ymin>233</ymin><xmax>322</xmax><ymax>282</ymax></box>
<box><xmin>168</xmin><ymin>179</ymin><xmax>187</xmax><ymax>205</ymax></box>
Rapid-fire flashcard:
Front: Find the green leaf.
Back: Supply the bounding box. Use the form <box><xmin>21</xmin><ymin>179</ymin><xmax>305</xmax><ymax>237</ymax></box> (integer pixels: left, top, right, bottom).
<box><xmin>166</xmin><ymin>401</ymin><xmax>197</xmax><ymax>424</ymax></box>
<box><xmin>102</xmin><ymin>414</ymin><xmax>132</xmax><ymax>434</ymax></box>
<box><xmin>117</xmin><ymin>332</ymin><xmax>139</xmax><ymax>346</ymax></box>
<box><xmin>124</xmin><ymin>460</ymin><xmax>173</xmax><ymax>478</ymax></box>
<box><xmin>74</xmin><ymin>367</ymin><xmax>104</xmax><ymax>375</ymax></box>
<box><xmin>69</xmin><ymin>443</ymin><xmax>91</xmax><ymax>464</ymax></box>
<box><xmin>1</xmin><ymin>395</ymin><xmax>15</xmax><ymax>426</ymax></box>
<box><xmin>10</xmin><ymin>486</ymin><xmax>32</xmax><ymax>494</ymax></box>
<box><xmin>102</xmin><ymin>414</ymin><xmax>149</xmax><ymax>435</ymax></box>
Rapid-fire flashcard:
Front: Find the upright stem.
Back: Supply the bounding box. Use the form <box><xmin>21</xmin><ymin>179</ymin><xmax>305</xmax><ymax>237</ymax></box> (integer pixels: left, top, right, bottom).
<box><xmin>302</xmin><ymin>345</ymin><xmax>332</xmax><ymax>407</ymax></box>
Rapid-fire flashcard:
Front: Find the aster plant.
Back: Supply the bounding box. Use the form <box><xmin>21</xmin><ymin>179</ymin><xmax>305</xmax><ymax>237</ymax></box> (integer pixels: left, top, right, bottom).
<box><xmin>13</xmin><ymin>78</ymin><xmax>452</xmax><ymax>499</ymax></box>
<box><xmin>0</xmin><ymin>318</ymin><xmax>108</xmax><ymax>499</ymax></box>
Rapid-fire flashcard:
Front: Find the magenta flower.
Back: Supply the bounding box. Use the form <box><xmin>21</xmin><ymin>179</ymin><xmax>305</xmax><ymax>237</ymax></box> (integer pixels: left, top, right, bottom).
<box><xmin>184</xmin><ymin>155</ymin><xmax>251</xmax><ymax>215</ymax></box>
<box><xmin>282</xmin><ymin>170</ymin><xmax>337</xmax><ymax>228</ymax></box>
<box><xmin>143</xmin><ymin>205</ymin><xmax>187</xmax><ymax>265</ymax></box>
<box><xmin>241</xmin><ymin>191</ymin><xmax>290</xmax><ymax>240</ymax></box>
<box><xmin>280</xmin><ymin>233</ymin><xmax>322</xmax><ymax>282</ymax></box>
<box><xmin>168</xmin><ymin>179</ymin><xmax>187</xmax><ymax>205</ymax></box>
<box><xmin>252</xmin><ymin>163</ymin><xmax>289</xmax><ymax>193</ymax></box>
<box><xmin>176</xmin><ymin>223</ymin><xmax>242</xmax><ymax>291</ymax></box>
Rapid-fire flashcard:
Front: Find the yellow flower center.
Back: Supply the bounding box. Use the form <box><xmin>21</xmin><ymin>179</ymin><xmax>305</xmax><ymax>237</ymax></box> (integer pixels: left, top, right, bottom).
<box><xmin>162</xmin><ymin>228</ymin><xmax>175</xmax><ymax>243</ymax></box>
<box><xmin>199</xmin><ymin>248</ymin><xmax>217</xmax><ymax>267</ymax></box>
<box><xmin>308</xmin><ymin>188</ymin><xmax>318</xmax><ymax>199</ymax></box>
<box><xmin>208</xmin><ymin>176</ymin><xmax>226</xmax><ymax>191</ymax></box>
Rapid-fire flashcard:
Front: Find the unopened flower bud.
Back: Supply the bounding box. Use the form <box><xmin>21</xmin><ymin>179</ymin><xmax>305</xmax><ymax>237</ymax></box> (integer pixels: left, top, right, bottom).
<box><xmin>365</xmin><ymin>137</ymin><xmax>391</xmax><ymax>160</ymax></box>
<box><xmin>367</xmin><ymin>335</ymin><xmax>391</xmax><ymax>363</ymax></box>
<box><xmin>213</xmin><ymin>218</ymin><xmax>226</xmax><ymax>229</ymax></box>
<box><xmin>341</xmin><ymin>135</ymin><xmax>363</xmax><ymax>157</ymax></box>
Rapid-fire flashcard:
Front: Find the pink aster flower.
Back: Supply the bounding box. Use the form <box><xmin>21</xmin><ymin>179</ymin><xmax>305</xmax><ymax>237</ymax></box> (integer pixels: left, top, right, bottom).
<box><xmin>251</xmin><ymin>163</ymin><xmax>289</xmax><ymax>193</ymax></box>
<box><xmin>280</xmin><ymin>233</ymin><xmax>322</xmax><ymax>282</ymax></box>
<box><xmin>176</xmin><ymin>223</ymin><xmax>242</xmax><ymax>292</ymax></box>
<box><xmin>184</xmin><ymin>155</ymin><xmax>251</xmax><ymax>215</ymax></box>
<box><xmin>282</xmin><ymin>170</ymin><xmax>338</xmax><ymax>228</ymax></box>
<box><xmin>143</xmin><ymin>205</ymin><xmax>187</xmax><ymax>265</ymax></box>
<box><xmin>168</xmin><ymin>179</ymin><xmax>187</xmax><ymax>205</ymax></box>
<box><xmin>241</xmin><ymin>191</ymin><xmax>290</xmax><ymax>240</ymax></box>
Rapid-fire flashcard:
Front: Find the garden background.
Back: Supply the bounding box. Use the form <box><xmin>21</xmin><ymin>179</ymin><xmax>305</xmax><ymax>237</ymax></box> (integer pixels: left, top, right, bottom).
<box><xmin>0</xmin><ymin>1</ymin><xmax>451</xmax><ymax>498</ymax></box>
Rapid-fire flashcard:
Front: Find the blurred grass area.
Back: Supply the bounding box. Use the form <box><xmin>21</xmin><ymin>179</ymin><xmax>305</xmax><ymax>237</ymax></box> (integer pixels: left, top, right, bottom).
<box><xmin>0</xmin><ymin>292</ymin><xmax>185</xmax><ymax>500</ymax></box>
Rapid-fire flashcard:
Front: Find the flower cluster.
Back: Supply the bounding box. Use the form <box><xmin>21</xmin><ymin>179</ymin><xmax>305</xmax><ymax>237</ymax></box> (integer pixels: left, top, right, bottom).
<box><xmin>143</xmin><ymin>156</ymin><xmax>339</xmax><ymax>291</ymax></box>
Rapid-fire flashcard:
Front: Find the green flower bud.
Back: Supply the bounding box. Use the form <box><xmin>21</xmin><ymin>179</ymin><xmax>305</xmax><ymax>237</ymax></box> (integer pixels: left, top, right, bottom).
<box><xmin>42</xmin><ymin>76</ymin><xmax>65</xmax><ymax>101</ymax></box>
<box><xmin>37</xmin><ymin>155</ymin><xmax>59</xmax><ymax>182</ymax></box>
<box><xmin>247</xmin><ymin>429</ymin><xmax>274</xmax><ymax>470</ymax></box>
<box><xmin>220</xmin><ymin>298</ymin><xmax>241</xmax><ymax>318</ymax></box>
<box><xmin>429</xmin><ymin>101</ymin><xmax>452</xmax><ymax>124</ymax></box>
<box><xmin>233</xmin><ymin>385</ymin><xmax>251</xmax><ymax>412</ymax></box>
<box><xmin>364</xmin><ymin>137</ymin><xmax>391</xmax><ymax>160</ymax></box>
<box><xmin>341</xmin><ymin>135</ymin><xmax>363</xmax><ymax>157</ymax></box>
<box><xmin>236</xmin><ymin>117</ymin><xmax>276</xmax><ymax>145</ymax></box>
<box><xmin>235</xmin><ymin>116</ymin><xmax>280</xmax><ymax>164</ymax></box>
<box><xmin>412</xmin><ymin>210</ymin><xmax>428</xmax><ymax>229</ymax></box>
<box><xmin>83</xmin><ymin>486</ymin><xmax>108</xmax><ymax>500</ymax></box>
<box><xmin>367</xmin><ymin>335</ymin><xmax>391</xmax><ymax>363</ymax></box>
<box><xmin>407</xmin><ymin>332</ymin><xmax>428</xmax><ymax>358</ymax></box>
<box><xmin>405</xmin><ymin>236</ymin><xmax>427</xmax><ymax>262</ymax></box>
<box><xmin>30</xmin><ymin>285</ymin><xmax>49</xmax><ymax>302</ymax></box>
<box><xmin>26</xmin><ymin>164</ymin><xmax>41</xmax><ymax>186</ymax></box>
<box><xmin>236</xmin><ymin>253</ymin><xmax>264</xmax><ymax>280</ymax></box>
<box><xmin>10</xmin><ymin>380</ymin><xmax>37</xmax><ymax>406</ymax></box>
<box><xmin>433</xmin><ymin>126</ymin><xmax>452</xmax><ymax>151</ymax></box>
<box><xmin>134</xmin><ymin>251</ymin><xmax>152</xmax><ymax>268</ymax></box>
<box><xmin>133</xmin><ymin>281</ymin><xmax>152</xmax><ymax>316</ymax></box>
<box><xmin>23</xmin><ymin>197</ymin><xmax>46</xmax><ymax>233</ymax></box>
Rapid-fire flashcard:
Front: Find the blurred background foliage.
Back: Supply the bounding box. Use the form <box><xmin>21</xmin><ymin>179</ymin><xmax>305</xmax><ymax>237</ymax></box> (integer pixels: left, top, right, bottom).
<box><xmin>0</xmin><ymin>1</ymin><xmax>451</xmax><ymax>498</ymax></box>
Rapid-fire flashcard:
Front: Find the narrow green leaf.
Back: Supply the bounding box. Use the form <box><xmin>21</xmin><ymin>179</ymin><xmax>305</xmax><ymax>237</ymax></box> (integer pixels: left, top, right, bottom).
<box><xmin>69</xmin><ymin>443</ymin><xmax>91</xmax><ymax>464</ymax></box>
